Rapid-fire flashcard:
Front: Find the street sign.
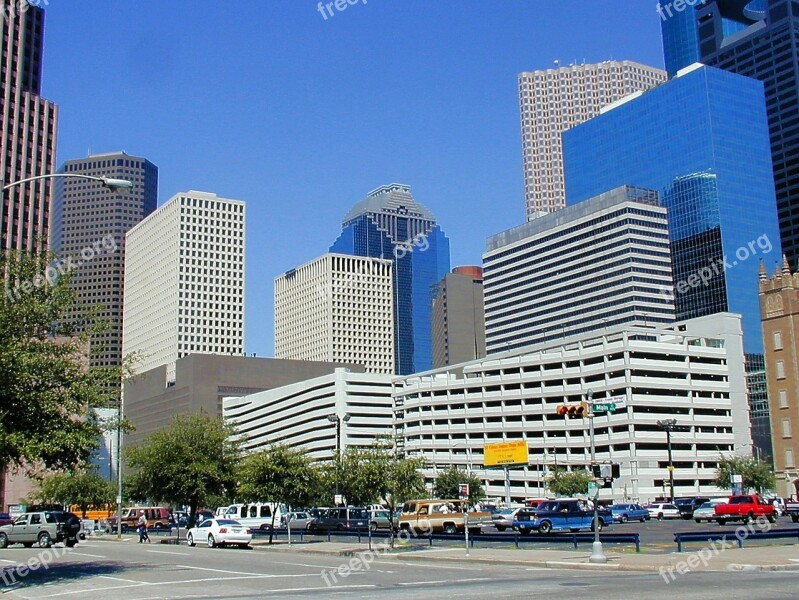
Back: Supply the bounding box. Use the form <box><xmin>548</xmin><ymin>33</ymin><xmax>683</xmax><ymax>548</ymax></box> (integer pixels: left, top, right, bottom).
<box><xmin>483</xmin><ymin>440</ymin><xmax>529</xmax><ymax>467</ymax></box>
<box><xmin>587</xmin><ymin>482</ymin><xmax>598</xmax><ymax>497</ymax></box>
<box><xmin>591</xmin><ymin>402</ymin><xmax>616</xmax><ymax>413</ymax></box>
<box><xmin>607</xmin><ymin>395</ymin><xmax>627</xmax><ymax>409</ymax></box>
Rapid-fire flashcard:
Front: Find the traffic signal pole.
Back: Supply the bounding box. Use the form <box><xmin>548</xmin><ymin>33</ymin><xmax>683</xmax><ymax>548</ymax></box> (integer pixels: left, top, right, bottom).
<box><xmin>587</xmin><ymin>399</ymin><xmax>607</xmax><ymax>564</ymax></box>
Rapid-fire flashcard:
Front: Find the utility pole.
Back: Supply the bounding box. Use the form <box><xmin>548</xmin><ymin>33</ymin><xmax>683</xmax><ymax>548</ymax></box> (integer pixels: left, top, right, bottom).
<box><xmin>587</xmin><ymin>389</ymin><xmax>606</xmax><ymax>564</ymax></box>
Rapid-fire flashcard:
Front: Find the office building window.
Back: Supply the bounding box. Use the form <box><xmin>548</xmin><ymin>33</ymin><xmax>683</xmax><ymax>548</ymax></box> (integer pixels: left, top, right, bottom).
<box><xmin>777</xmin><ymin>361</ymin><xmax>786</xmax><ymax>379</ymax></box>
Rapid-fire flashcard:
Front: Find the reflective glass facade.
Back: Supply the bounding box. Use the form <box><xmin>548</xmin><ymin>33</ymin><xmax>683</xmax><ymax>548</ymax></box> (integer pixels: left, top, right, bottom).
<box><xmin>563</xmin><ymin>65</ymin><xmax>781</xmax><ymax>354</ymax></box>
<box><xmin>659</xmin><ymin>3</ymin><xmax>701</xmax><ymax>77</ymax></box>
<box><xmin>330</xmin><ymin>185</ymin><xmax>450</xmax><ymax>375</ymax></box>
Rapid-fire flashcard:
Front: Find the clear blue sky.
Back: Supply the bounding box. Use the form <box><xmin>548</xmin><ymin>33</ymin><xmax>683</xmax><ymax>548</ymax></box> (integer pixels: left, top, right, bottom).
<box><xmin>42</xmin><ymin>0</ymin><xmax>666</xmax><ymax>357</ymax></box>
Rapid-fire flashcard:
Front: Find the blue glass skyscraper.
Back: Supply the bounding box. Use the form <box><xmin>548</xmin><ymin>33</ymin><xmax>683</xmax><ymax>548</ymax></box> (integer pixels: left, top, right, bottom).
<box><xmin>660</xmin><ymin>0</ymin><xmax>799</xmax><ymax>266</ymax></box>
<box><xmin>330</xmin><ymin>184</ymin><xmax>450</xmax><ymax>375</ymax></box>
<box><xmin>563</xmin><ymin>64</ymin><xmax>781</xmax><ymax>354</ymax></box>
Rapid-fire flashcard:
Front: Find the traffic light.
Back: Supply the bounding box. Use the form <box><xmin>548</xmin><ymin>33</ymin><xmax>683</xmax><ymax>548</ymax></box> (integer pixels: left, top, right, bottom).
<box><xmin>556</xmin><ymin>402</ymin><xmax>588</xmax><ymax>418</ymax></box>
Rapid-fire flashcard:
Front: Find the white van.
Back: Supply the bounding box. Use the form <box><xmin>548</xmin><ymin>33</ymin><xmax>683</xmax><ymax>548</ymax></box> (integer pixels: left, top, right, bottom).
<box><xmin>223</xmin><ymin>503</ymin><xmax>287</xmax><ymax>530</ymax></box>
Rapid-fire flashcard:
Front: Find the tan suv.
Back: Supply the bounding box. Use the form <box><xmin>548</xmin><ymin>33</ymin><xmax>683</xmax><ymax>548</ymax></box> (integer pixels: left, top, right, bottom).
<box><xmin>101</xmin><ymin>507</ymin><xmax>169</xmax><ymax>533</ymax></box>
<box><xmin>397</xmin><ymin>500</ymin><xmax>491</xmax><ymax>535</ymax></box>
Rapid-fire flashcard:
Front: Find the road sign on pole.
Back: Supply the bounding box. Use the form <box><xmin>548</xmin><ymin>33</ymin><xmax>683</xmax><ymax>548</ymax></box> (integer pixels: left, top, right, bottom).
<box><xmin>458</xmin><ymin>483</ymin><xmax>469</xmax><ymax>500</ymax></box>
<box><xmin>591</xmin><ymin>402</ymin><xmax>616</xmax><ymax>413</ymax></box>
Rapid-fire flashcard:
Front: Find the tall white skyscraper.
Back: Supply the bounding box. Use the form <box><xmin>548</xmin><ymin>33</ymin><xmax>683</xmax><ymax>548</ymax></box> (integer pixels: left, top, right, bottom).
<box><xmin>484</xmin><ymin>186</ymin><xmax>675</xmax><ymax>354</ymax></box>
<box><xmin>275</xmin><ymin>253</ymin><xmax>394</xmax><ymax>374</ymax></box>
<box><xmin>519</xmin><ymin>60</ymin><xmax>666</xmax><ymax>220</ymax></box>
<box><xmin>122</xmin><ymin>190</ymin><xmax>245</xmax><ymax>378</ymax></box>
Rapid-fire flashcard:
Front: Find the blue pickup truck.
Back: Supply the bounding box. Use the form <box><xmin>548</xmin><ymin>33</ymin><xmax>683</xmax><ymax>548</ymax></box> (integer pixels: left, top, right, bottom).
<box><xmin>513</xmin><ymin>499</ymin><xmax>612</xmax><ymax>534</ymax></box>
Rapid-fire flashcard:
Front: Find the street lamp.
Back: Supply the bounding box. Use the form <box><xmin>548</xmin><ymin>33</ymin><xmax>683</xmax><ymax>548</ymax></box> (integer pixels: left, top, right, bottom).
<box><xmin>2</xmin><ymin>173</ymin><xmax>134</xmax><ymax>193</ymax></box>
<box><xmin>1</xmin><ymin>172</ymin><xmax>133</xmax><ymax>538</ymax></box>
<box><xmin>327</xmin><ymin>413</ymin><xmax>351</xmax><ymax>504</ymax></box>
<box><xmin>657</xmin><ymin>419</ymin><xmax>677</xmax><ymax>503</ymax></box>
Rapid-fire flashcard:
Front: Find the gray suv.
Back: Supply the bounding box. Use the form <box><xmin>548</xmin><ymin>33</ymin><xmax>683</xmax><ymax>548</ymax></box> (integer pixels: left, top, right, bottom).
<box><xmin>308</xmin><ymin>507</ymin><xmax>368</xmax><ymax>532</ymax></box>
<box><xmin>0</xmin><ymin>511</ymin><xmax>81</xmax><ymax>549</ymax></box>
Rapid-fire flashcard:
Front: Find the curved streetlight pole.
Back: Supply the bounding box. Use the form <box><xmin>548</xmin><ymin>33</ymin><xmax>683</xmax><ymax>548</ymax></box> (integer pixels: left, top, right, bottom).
<box><xmin>328</xmin><ymin>413</ymin><xmax>351</xmax><ymax>505</ymax></box>
<box><xmin>657</xmin><ymin>419</ymin><xmax>677</xmax><ymax>503</ymax></box>
<box><xmin>2</xmin><ymin>172</ymin><xmax>133</xmax><ymax>538</ymax></box>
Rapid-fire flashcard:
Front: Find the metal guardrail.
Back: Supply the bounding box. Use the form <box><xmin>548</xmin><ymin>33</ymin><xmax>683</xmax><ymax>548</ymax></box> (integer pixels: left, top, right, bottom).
<box><xmin>251</xmin><ymin>527</ymin><xmax>641</xmax><ymax>552</ymax></box>
<box><xmin>674</xmin><ymin>528</ymin><xmax>799</xmax><ymax>552</ymax></box>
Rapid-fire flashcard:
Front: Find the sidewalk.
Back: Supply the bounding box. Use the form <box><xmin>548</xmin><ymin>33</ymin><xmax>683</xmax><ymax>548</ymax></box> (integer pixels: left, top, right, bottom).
<box><xmin>247</xmin><ymin>539</ymin><xmax>799</xmax><ymax>573</ymax></box>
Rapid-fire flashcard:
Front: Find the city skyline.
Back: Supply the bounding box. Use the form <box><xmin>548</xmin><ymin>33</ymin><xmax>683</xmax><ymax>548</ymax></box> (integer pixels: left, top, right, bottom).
<box><xmin>38</xmin><ymin>0</ymin><xmax>667</xmax><ymax>357</ymax></box>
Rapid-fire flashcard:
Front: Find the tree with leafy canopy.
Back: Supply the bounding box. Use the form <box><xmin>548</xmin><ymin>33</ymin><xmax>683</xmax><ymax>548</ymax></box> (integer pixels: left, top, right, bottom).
<box><xmin>714</xmin><ymin>455</ymin><xmax>775</xmax><ymax>494</ymax></box>
<box><xmin>0</xmin><ymin>250</ymin><xmax>121</xmax><ymax>505</ymax></box>
<box><xmin>237</xmin><ymin>444</ymin><xmax>323</xmax><ymax>543</ymax></box>
<box><xmin>31</xmin><ymin>467</ymin><xmax>115</xmax><ymax>517</ymax></box>
<box><xmin>125</xmin><ymin>413</ymin><xmax>239</xmax><ymax>528</ymax></box>
<box><xmin>546</xmin><ymin>468</ymin><xmax>594</xmax><ymax>497</ymax></box>
<box><xmin>433</xmin><ymin>466</ymin><xmax>485</xmax><ymax>503</ymax></box>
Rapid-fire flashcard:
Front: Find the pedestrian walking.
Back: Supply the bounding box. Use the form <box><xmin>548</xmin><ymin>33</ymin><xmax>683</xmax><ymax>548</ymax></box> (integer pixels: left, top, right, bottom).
<box><xmin>137</xmin><ymin>515</ymin><xmax>150</xmax><ymax>543</ymax></box>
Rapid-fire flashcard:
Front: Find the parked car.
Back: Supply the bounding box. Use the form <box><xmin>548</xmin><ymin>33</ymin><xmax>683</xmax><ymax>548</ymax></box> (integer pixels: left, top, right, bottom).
<box><xmin>101</xmin><ymin>507</ymin><xmax>170</xmax><ymax>533</ymax></box>
<box><xmin>309</xmin><ymin>507</ymin><xmax>369</xmax><ymax>532</ymax></box>
<box><xmin>280</xmin><ymin>511</ymin><xmax>312</xmax><ymax>530</ymax></box>
<box><xmin>369</xmin><ymin>509</ymin><xmax>393</xmax><ymax>531</ymax></box>
<box><xmin>610</xmin><ymin>503</ymin><xmax>649</xmax><ymax>523</ymax></box>
<box><xmin>714</xmin><ymin>494</ymin><xmax>776</xmax><ymax>524</ymax></box>
<box><xmin>491</xmin><ymin>508</ymin><xmax>521</xmax><ymax>531</ymax></box>
<box><xmin>186</xmin><ymin>518</ymin><xmax>252</xmax><ymax>549</ymax></box>
<box><xmin>0</xmin><ymin>513</ymin><xmax>13</xmax><ymax>527</ymax></box>
<box><xmin>675</xmin><ymin>497</ymin><xmax>711</xmax><ymax>520</ymax></box>
<box><xmin>646</xmin><ymin>503</ymin><xmax>681</xmax><ymax>520</ymax></box>
<box><xmin>0</xmin><ymin>511</ymin><xmax>82</xmax><ymax>548</ymax></box>
<box><xmin>397</xmin><ymin>500</ymin><xmax>491</xmax><ymax>535</ymax></box>
<box><xmin>513</xmin><ymin>500</ymin><xmax>611</xmax><ymax>534</ymax></box>
<box><xmin>693</xmin><ymin>500</ymin><xmax>727</xmax><ymax>523</ymax></box>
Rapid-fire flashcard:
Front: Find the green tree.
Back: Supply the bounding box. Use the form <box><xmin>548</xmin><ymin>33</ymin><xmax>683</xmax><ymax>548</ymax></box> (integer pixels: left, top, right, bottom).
<box><xmin>547</xmin><ymin>468</ymin><xmax>594</xmax><ymax>497</ymax></box>
<box><xmin>125</xmin><ymin>413</ymin><xmax>238</xmax><ymax>527</ymax></box>
<box><xmin>32</xmin><ymin>468</ymin><xmax>115</xmax><ymax>517</ymax></box>
<box><xmin>0</xmin><ymin>250</ymin><xmax>119</xmax><ymax>504</ymax></box>
<box><xmin>714</xmin><ymin>455</ymin><xmax>776</xmax><ymax>494</ymax></box>
<box><xmin>433</xmin><ymin>466</ymin><xmax>485</xmax><ymax>503</ymax></box>
<box><xmin>237</xmin><ymin>445</ymin><xmax>323</xmax><ymax>543</ymax></box>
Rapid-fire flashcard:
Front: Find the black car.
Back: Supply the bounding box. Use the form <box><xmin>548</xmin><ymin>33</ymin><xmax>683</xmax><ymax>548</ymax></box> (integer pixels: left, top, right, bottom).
<box><xmin>675</xmin><ymin>497</ymin><xmax>710</xmax><ymax>519</ymax></box>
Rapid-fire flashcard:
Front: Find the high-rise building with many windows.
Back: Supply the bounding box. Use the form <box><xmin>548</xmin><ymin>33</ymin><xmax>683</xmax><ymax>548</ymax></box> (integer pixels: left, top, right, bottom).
<box><xmin>431</xmin><ymin>266</ymin><xmax>486</xmax><ymax>369</ymax></box>
<box><xmin>518</xmin><ymin>61</ymin><xmax>666</xmax><ymax>220</ymax></box>
<box><xmin>122</xmin><ymin>191</ymin><xmax>245</xmax><ymax>380</ymax></box>
<box><xmin>330</xmin><ymin>184</ymin><xmax>450</xmax><ymax>375</ymax></box>
<box><xmin>483</xmin><ymin>186</ymin><xmax>675</xmax><ymax>354</ymax></box>
<box><xmin>563</xmin><ymin>64</ymin><xmax>781</xmax><ymax>355</ymax></box>
<box><xmin>52</xmin><ymin>152</ymin><xmax>158</xmax><ymax>372</ymax></box>
<box><xmin>660</xmin><ymin>0</ymin><xmax>799</xmax><ymax>265</ymax></box>
<box><xmin>1</xmin><ymin>0</ymin><xmax>58</xmax><ymax>251</ymax></box>
<box><xmin>274</xmin><ymin>253</ymin><xmax>394</xmax><ymax>374</ymax></box>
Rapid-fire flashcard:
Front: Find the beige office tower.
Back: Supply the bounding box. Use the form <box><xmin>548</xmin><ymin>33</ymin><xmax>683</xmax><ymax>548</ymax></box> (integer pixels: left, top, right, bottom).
<box><xmin>275</xmin><ymin>253</ymin><xmax>394</xmax><ymax>374</ymax></box>
<box><xmin>1</xmin><ymin>1</ymin><xmax>58</xmax><ymax>251</ymax></box>
<box><xmin>122</xmin><ymin>191</ymin><xmax>245</xmax><ymax>380</ymax></box>
<box><xmin>519</xmin><ymin>60</ymin><xmax>666</xmax><ymax>220</ymax></box>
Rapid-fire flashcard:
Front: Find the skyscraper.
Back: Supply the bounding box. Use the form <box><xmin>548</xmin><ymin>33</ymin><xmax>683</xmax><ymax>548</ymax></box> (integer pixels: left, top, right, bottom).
<box><xmin>661</xmin><ymin>1</ymin><xmax>799</xmax><ymax>264</ymax></box>
<box><xmin>483</xmin><ymin>186</ymin><xmax>675</xmax><ymax>353</ymax></box>
<box><xmin>1</xmin><ymin>0</ymin><xmax>58</xmax><ymax>251</ymax></box>
<box><xmin>518</xmin><ymin>61</ymin><xmax>666</xmax><ymax>220</ymax></box>
<box><xmin>274</xmin><ymin>253</ymin><xmax>394</xmax><ymax>374</ymax></box>
<box><xmin>431</xmin><ymin>266</ymin><xmax>486</xmax><ymax>369</ymax></box>
<box><xmin>330</xmin><ymin>184</ymin><xmax>450</xmax><ymax>375</ymax></box>
<box><xmin>563</xmin><ymin>64</ymin><xmax>781</xmax><ymax>354</ymax></box>
<box><xmin>122</xmin><ymin>191</ymin><xmax>245</xmax><ymax>379</ymax></box>
<box><xmin>52</xmin><ymin>152</ymin><xmax>158</xmax><ymax>372</ymax></box>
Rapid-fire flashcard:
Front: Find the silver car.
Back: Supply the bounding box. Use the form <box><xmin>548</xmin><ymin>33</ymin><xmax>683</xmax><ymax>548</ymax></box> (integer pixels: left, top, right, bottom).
<box><xmin>281</xmin><ymin>512</ymin><xmax>312</xmax><ymax>530</ymax></box>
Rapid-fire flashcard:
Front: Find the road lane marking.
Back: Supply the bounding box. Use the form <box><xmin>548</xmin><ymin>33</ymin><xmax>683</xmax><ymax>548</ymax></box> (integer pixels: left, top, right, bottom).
<box><xmin>145</xmin><ymin>550</ymin><xmax>192</xmax><ymax>556</ymax></box>
<box><xmin>98</xmin><ymin>575</ymin><xmax>150</xmax><ymax>584</ymax></box>
<box><xmin>398</xmin><ymin>580</ymin><xmax>449</xmax><ymax>586</ymax></box>
<box><xmin>66</xmin><ymin>552</ymin><xmax>106</xmax><ymax>558</ymax></box>
<box><xmin>177</xmin><ymin>565</ymin><xmax>268</xmax><ymax>576</ymax></box>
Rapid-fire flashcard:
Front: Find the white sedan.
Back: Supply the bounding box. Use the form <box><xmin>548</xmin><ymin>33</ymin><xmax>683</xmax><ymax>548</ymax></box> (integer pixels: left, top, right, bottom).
<box><xmin>646</xmin><ymin>503</ymin><xmax>681</xmax><ymax>520</ymax></box>
<box><xmin>187</xmin><ymin>518</ymin><xmax>252</xmax><ymax>548</ymax></box>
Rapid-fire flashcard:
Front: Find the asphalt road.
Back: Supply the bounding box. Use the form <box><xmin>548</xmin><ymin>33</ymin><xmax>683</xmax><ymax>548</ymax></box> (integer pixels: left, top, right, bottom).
<box><xmin>2</xmin><ymin>538</ymin><xmax>799</xmax><ymax>600</ymax></box>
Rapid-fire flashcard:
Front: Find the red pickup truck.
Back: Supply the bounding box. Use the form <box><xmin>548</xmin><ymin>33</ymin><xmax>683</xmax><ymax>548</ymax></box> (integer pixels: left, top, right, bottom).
<box><xmin>714</xmin><ymin>494</ymin><xmax>776</xmax><ymax>525</ymax></box>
